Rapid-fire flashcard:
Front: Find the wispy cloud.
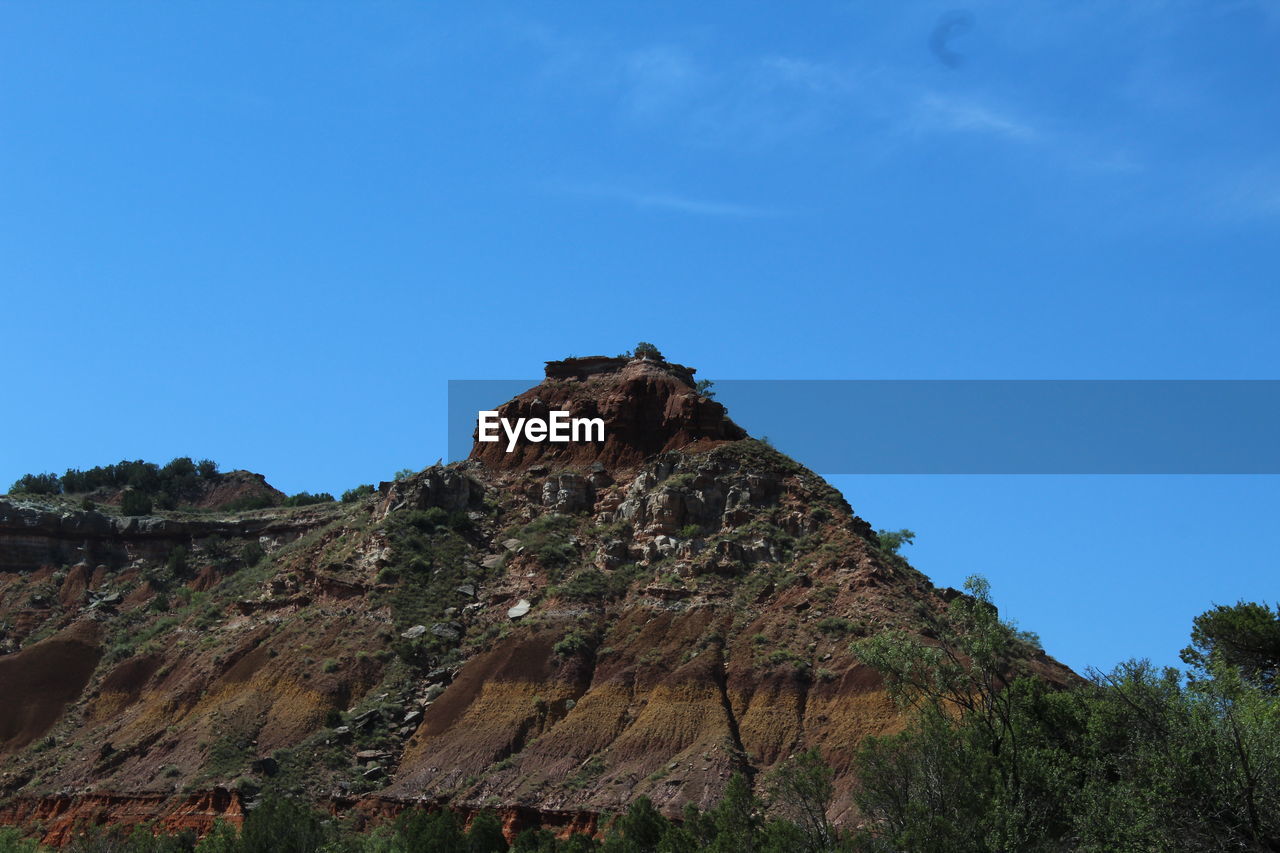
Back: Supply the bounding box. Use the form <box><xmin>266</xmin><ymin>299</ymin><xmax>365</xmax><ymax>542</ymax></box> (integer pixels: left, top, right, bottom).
<box><xmin>513</xmin><ymin>23</ymin><xmax>871</xmax><ymax>150</ymax></box>
<box><xmin>1211</xmin><ymin>164</ymin><xmax>1280</xmax><ymax>220</ymax></box>
<box><xmin>913</xmin><ymin>93</ymin><xmax>1040</xmax><ymax>142</ymax></box>
<box><xmin>555</xmin><ymin>183</ymin><xmax>788</xmax><ymax>218</ymax></box>
<box><xmin>618</xmin><ymin>45</ymin><xmax>706</xmax><ymax>120</ymax></box>
<box><xmin>512</xmin><ymin>17</ymin><xmax>1147</xmax><ymax>182</ymax></box>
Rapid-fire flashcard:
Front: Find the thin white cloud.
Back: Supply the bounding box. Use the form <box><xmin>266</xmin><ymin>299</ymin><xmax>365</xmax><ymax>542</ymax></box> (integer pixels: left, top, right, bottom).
<box><xmin>512</xmin><ymin>19</ymin><xmax>1142</xmax><ymax>176</ymax></box>
<box><xmin>756</xmin><ymin>56</ymin><xmax>860</xmax><ymax>95</ymax></box>
<box><xmin>914</xmin><ymin>93</ymin><xmax>1040</xmax><ymax>142</ymax></box>
<box><xmin>626</xmin><ymin>191</ymin><xmax>784</xmax><ymax>217</ymax></box>
<box><xmin>1212</xmin><ymin>164</ymin><xmax>1280</xmax><ymax>220</ymax></box>
<box><xmin>556</xmin><ymin>183</ymin><xmax>788</xmax><ymax>218</ymax></box>
<box><xmin>619</xmin><ymin>45</ymin><xmax>706</xmax><ymax>119</ymax></box>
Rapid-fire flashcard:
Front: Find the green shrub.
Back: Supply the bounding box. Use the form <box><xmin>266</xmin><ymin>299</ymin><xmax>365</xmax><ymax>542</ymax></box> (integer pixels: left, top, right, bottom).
<box><xmin>816</xmin><ymin>617</ymin><xmax>855</xmax><ymax>635</ymax></box>
<box><xmin>0</xmin><ymin>826</ymin><xmax>41</xmax><ymax>852</ymax></box>
<box><xmin>8</xmin><ymin>472</ymin><xmax>61</xmax><ymax>495</ymax></box>
<box><xmin>223</xmin><ymin>495</ymin><xmax>275</xmax><ymax>511</ymax></box>
<box><xmin>167</xmin><ymin>545</ymin><xmax>189</xmax><ymax>575</ymax></box>
<box><xmin>466</xmin><ymin>812</ymin><xmax>508</xmax><ymax>853</ymax></box>
<box><xmin>556</xmin><ymin>570</ymin><xmax>608</xmax><ymax>601</ymax></box>
<box><xmin>341</xmin><ymin>484</ymin><xmax>376</xmax><ymax>503</ymax></box>
<box><xmin>554</xmin><ymin>630</ymin><xmax>592</xmax><ymax>658</ymax></box>
<box><xmin>516</xmin><ymin>514</ymin><xmax>577</xmax><ymax>570</ymax></box>
<box><xmin>240</xmin><ymin>541</ymin><xmax>265</xmax><ymax>567</ymax></box>
<box><xmin>238</xmin><ymin>794</ymin><xmax>329</xmax><ymax>853</ymax></box>
<box><xmin>406</xmin><ymin>506</ymin><xmax>470</xmax><ymax>534</ymax></box>
<box><xmin>876</xmin><ymin>528</ymin><xmax>915</xmax><ymax>555</ymax></box>
<box><xmin>388</xmin><ymin>809</ymin><xmax>464</xmax><ymax>852</ymax></box>
<box><xmin>121</xmin><ymin>489</ymin><xmax>153</xmax><ymax>516</ymax></box>
<box><xmin>22</xmin><ymin>457</ymin><xmax>226</xmax><ymax>505</ymax></box>
<box><xmin>283</xmin><ymin>491</ymin><xmax>335</xmax><ymax>507</ymax></box>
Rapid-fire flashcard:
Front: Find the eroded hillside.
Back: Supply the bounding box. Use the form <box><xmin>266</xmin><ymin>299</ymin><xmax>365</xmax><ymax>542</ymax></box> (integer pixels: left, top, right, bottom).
<box><xmin>0</xmin><ymin>355</ymin><xmax>1073</xmax><ymax>845</ymax></box>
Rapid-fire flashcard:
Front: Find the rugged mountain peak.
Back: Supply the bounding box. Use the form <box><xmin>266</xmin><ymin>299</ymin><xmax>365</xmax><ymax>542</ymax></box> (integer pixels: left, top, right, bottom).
<box><xmin>0</xmin><ymin>352</ymin><xmax>1077</xmax><ymax>845</ymax></box>
<box><xmin>469</xmin><ymin>356</ymin><xmax>746</xmax><ymax>473</ymax></box>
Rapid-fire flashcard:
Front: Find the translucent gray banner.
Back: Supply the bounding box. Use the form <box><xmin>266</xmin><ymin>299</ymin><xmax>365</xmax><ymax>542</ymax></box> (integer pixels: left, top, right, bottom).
<box><xmin>447</xmin><ymin>380</ymin><xmax>1280</xmax><ymax>474</ymax></box>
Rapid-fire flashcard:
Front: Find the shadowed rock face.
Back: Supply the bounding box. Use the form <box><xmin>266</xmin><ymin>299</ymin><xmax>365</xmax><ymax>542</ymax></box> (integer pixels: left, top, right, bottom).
<box><xmin>469</xmin><ymin>357</ymin><xmax>747</xmax><ymax>473</ymax></box>
<box><xmin>0</xmin><ymin>355</ymin><xmax>1076</xmax><ymax>846</ymax></box>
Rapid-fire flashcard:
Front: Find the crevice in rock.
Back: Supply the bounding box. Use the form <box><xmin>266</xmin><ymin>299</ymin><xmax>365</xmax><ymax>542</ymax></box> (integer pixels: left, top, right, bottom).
<box><xmin>711</xmin><ymin>643</ymin><xmax>755</xmax><ymax>787</ymax></box>
<box><xmin>795</xmin><ymin>670</ymin><xmax>810</xmax><ymax>753</ymax></box>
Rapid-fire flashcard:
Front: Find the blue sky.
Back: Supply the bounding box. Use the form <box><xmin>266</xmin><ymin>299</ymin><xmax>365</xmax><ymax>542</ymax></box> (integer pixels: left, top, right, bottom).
<box><xmin>2</xmin><ymin>1</ymin><xmax>1278</xmax><ymax>674</ymax></box>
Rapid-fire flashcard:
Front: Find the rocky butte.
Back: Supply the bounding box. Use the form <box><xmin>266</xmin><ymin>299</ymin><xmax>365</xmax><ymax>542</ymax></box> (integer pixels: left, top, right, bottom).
<box><xmin>0</xmin><ymin>354</ymin><xmax>1074</xmax><ymax>845</ymax></box>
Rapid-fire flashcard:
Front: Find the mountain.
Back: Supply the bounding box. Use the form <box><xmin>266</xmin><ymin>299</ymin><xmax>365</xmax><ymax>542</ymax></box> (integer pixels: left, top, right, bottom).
<box><xmin>0</xmin><ymin>354</ymin><xmax>1073</xmax><ymax>845</ymax></box>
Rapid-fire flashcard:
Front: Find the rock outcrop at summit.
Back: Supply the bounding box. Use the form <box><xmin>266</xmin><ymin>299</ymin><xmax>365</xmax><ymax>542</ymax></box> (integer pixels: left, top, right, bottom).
<box><xmin>0</xmin><ymin>352</ymin><xmax>1075</xmax><ymax>846</ymax></box>
<box><xmin>469</xmin><ymin>356</ymin><xmax>746</xmax><ymax>472</ymax></box>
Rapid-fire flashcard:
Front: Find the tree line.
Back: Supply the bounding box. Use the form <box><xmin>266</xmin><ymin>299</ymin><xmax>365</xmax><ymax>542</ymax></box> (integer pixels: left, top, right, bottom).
<box><xmin>9</xmin><ymin>457</ymin><xmax>222</xmax><ymax>500</ymax></box>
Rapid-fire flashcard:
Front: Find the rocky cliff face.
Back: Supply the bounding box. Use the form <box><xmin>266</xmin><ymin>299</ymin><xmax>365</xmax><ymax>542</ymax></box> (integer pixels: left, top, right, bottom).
<box><xmin>0</xmin><ymin>355</ymin><xmax>1073</xmax><ymax>845</ymax></box>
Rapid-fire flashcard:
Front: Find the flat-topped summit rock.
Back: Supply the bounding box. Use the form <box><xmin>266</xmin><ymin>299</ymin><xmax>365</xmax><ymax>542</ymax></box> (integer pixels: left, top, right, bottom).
<box><xmin>469</xmin><ymin>355</ymin><xmax>746</xmax><ymax>473</ymax></box>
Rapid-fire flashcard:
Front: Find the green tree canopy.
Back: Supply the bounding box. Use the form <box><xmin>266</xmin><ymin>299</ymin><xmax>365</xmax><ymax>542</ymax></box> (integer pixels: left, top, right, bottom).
<box><xmin>1182</xmin><ymin>600</ymin><xmax>1280</xmax><ymax>691</ymax></box>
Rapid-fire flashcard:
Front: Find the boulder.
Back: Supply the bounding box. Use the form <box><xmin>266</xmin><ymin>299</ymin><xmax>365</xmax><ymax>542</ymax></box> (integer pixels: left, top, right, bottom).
<box><xmin>429</xmin><ymin>622</ymin><xmax>462</xmax><ymax>642</ymax></box>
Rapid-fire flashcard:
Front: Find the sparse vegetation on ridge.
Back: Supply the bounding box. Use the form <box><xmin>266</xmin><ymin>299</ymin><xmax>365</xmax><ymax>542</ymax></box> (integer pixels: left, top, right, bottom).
<box><xmin>10</xmin><ymin>457</ymin><xmax>223</xmax><ymax>505</ymax></box>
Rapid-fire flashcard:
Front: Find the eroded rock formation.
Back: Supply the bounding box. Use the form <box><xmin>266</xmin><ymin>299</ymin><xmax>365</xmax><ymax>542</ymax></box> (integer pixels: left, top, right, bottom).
<box><xmin>0</xmin><ymin>354</ymin><xmax>1073</xmax><ymax>846</ymax></box>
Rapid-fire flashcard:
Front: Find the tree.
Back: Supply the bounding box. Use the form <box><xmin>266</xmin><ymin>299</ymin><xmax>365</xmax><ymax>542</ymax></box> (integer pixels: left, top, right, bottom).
<box><xmin>1182</xmin><ymin>600</ymin><xmax>1280</xmax><ymax>692</ymax></box>
<box><xmin>633</xmin><ymin>342</ymin><xmax>663</xmax><ymax>360</ymax></box>
<box><xmin>560</xmin><ymin>834</ymin><xmax>600</xmax><ymax>853</ymax></box>
<box><xmin>193</xmin><ymin>822</ymin><xmax>239</xmax><ymax>853</ymax></box>
<box><xmin>875</xmin><ymin>529</ymin><xmax>915</xmax><ymax>556</ymax></box>
<box><xmin>704</xmin><ymin>774</ymin><xmax>765</xmax><ymax>853</ymax></box>
<box><xmin>9</xmin><ymin>472</ymin><xmax>60</xmax><ymax>495</ymax></box>
<box><xmin>511</xmin><ymin>829</ymin><xmax>558</xmax><ymax>853</ymax></box>
<box><xmin>342</xmin><ymin>484</ymin><xmax>376</xmax><ymax>503</ymax></box>
<box><xmin>238</xmin><ymin>795</ymin><xmax>329</xmax><ymax>853</ymax></box>
<box><xmin>121</xmin><ymin>489</ymin><xmax>153</xmax><ymax>516</ymax></box>
<box><xmin>161</xmin><ymin>457</ymin><xmax>197</xmax><ymax>479</ymax></box>
<box><xmin>851</xmin><ymin>576</ymin><xmax>1058</xmax><ymax>850</ymax></box>
<box><xmin>764</xmin><ymin>749</ymin><xmax>837</xmax><ymax>853</ymax></box>
<box><xmin>466</xmin><ymin>812</ymin><xmax>509</xmax><ymax>853</ymax></box>
<box><xmin>166</xmin><ymin>545</ymin><xmax>189</xmax><ymax>576</ymax></box>
<box><xmin>283</xmin><ymin>492</ymin><xmax>335</xmax><ymax>507</ymax></box>
<box><xmin>601</xmin><ymin>797</ymin><xmax>669</xmax><ymax>853</ymax></box>
<box><xmin>394</xmin><ymin>809</ymin><xmax>465</xmax><ymax>852</ymax></box>
<box><xmin>694</xmin><ymin>379</ymin><xmax>716</xmax><ymax>399</ymax></box>
<box><xmin>0</xmin><ymin>826</ymin><xmax>44</xmax><ymax>852</ymax></box>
